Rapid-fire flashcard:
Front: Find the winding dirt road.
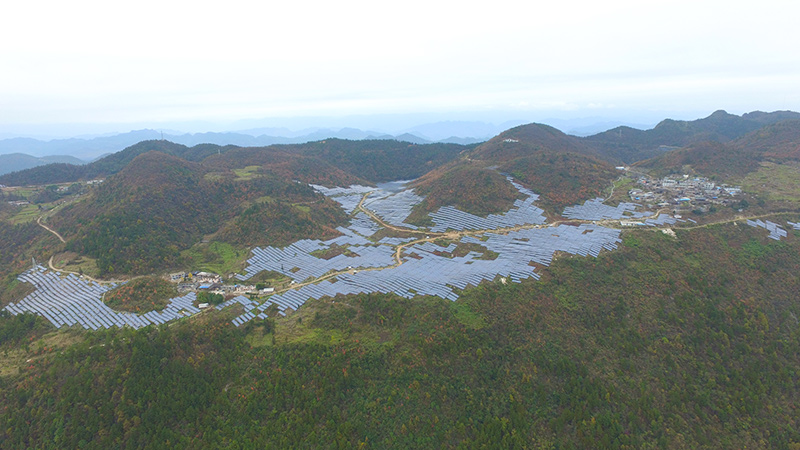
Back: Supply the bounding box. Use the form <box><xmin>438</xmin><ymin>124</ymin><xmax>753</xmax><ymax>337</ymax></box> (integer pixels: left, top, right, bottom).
<box><xmin>37</xmin><ymin>215</ymin><xmax>65</xmax><ymax>243</ymax></box>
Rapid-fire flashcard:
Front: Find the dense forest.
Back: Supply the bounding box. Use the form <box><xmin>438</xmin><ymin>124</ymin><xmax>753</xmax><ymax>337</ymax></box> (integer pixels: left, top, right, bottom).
<box><xmin>2</xmin><ymin>222</ymin><xmax>800</xmax><ymax>448</ymax></box>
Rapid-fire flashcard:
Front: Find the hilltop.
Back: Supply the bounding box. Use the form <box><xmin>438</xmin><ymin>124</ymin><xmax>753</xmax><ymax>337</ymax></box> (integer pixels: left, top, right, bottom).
<box><xmin>0</xmin><ymin>138</ymin><xmax>467</xmax><ymax>187</ymax></box>
<box><xmin>468</xmin><ymin>123</ymin><xmax>601</xmax><ymax>163</ymax></box>
<box><xmin>408</xmin><ymin>123</ymin><xmax>619</xmax><ymax>220</ymax></box>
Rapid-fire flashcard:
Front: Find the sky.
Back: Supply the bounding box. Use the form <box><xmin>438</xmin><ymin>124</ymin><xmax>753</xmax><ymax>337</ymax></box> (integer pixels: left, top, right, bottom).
<box><xmin>2</xmin><ymin>0</ymin><xmax>800</xmax><ymax>137</ymax></box>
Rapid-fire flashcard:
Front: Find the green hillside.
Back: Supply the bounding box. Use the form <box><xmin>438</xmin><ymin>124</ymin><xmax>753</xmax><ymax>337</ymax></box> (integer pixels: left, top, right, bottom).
<box><xmin>3</xmin><ymin>221</ymin><xmax>800</xmax><ymax>448</ymax></box>
<box><xmin>279</xmin><ymin>138</ymin><xmax>469</xmax><ymax>182</ymax></box>
<box><xmin>0</xmin><ymin>138</ymin><xmax>468</xmax><ymax>187</ymax></box>
<box><xmin>407</xmin><ymin>165</ymin><xmax>525</xmax><ymax>225</ymax></box>
<box><xmin>406</xmin><ymin>124</ymin><xmax>621</xmax><ymax>221</ymax></box>
<box><xmin>470</xmin><ymin>123</ymin><xmax>601</xmax><ymax>163</ymax></box>
<box><xmin>501</xmin><ymin>151</ymin><xmax>619</xmax><ymax>214</ymax></box>
<box><xmin>4</xmin><ymin>114</ymin><xmax>800</xmax><ymax>449</ymax></box>
<box><xmin>48</xmin><ymin>151</ymin><xmax>348</xmax><ymax>275</ymax></box>
<box><xmin>0</xmin><ymin>140</ymin><xmax>218</xmax><ymax>186</ymax></box>
<box><xmin>636</xmin><ymin>120</ymin><xmax>800</xmax><ymax>180</ymax></box>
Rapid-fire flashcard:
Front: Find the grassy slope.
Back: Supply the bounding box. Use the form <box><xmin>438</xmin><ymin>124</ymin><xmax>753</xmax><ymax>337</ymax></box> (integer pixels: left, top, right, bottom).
<box><xmin>2</xmin><ymin>221</ymin><xmax>800</xmax><ymax>448</ymax></box>
<box><xmin>741</xmin><ymin>162</ymin><xmax>800</xmax><ymax>204</ymax></box>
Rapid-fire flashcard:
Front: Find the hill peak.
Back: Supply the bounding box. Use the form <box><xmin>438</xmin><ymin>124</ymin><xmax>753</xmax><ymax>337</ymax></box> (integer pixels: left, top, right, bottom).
<box><xmin>468</xmin><ymin>122</ymin><xmax>602</xmax><ymax>163</ymax></box>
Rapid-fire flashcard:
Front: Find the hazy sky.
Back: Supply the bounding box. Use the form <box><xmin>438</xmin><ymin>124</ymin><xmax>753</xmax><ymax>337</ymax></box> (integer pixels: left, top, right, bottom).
<box><xmin>3</xmin><ymin>0</ymin><xmax>800</xmax><ymax>134</ymax></box>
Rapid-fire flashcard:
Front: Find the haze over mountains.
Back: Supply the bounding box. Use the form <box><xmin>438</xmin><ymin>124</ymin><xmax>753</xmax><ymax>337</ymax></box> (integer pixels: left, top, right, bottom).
<box><xmin>0</xmin><ymin>117</ymin><xmax>651</xmax><ymax>165</ymax></box>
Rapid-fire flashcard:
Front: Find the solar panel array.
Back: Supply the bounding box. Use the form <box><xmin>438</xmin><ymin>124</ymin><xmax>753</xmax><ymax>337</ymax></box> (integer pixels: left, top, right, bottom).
<box><xmin>746</xmin><ymin>219</ymin><xmax>787</xmax><ymax>240</ymax></box>
<box><xmin>563</xmin><ymin>198</ymin><xmax>651</xmax><ymax>221</ymax></box>
<box><xmin>2</xmin><ymin>266</ymin><xmax>202</xmax><ymax>329</ymax></box>
<box><xmin>5</xmin><ymin>177</ymin><xmax>651</xmax><ymax>330</ymax></box>
<box><xmin>643</xmin><ymin>214</ymin><xmax>684</xmax><ymax>227</ymax></box>
<box><xmin>236</xmin><ymin>232</ymin><xmax>396</xmax><ymax>283</ymax></box>
<box><xmin>229</xmin><ymin>223</ymin><xmax>623</xmax><ymax>326</ymax></box>
<box><xmin>312</xmin><ymin>183</ymin><xmax>423</xmax><ymax>232</ymax></box>
<box><xmin>310</xmin><ymin>184</ymin><xmax>373</xmax><ymax>214</ymax></box>
<box><xmin>347</xmin><ymin>212</ymin><xmax>382</xmax><ymax>237</ymax></box>
<box><xmin>362</xmin><ymin>189</ymin><xmax>424</xmax><ymax>229</ymax></box>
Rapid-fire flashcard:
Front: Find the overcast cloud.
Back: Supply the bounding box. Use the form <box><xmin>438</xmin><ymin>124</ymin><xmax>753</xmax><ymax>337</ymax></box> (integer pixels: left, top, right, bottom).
<box><xmin>2</xmin><ymin>0</ymin><xmax>799</xmax><ymax>134</ymax></box>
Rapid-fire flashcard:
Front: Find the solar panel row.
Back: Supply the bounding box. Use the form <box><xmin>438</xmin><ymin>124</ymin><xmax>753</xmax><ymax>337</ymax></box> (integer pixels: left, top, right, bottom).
<box><xmin>427</xmin><ymin>177</ymin><xmax>547</xmax><ymax>232</ymax></box>
<box><xmin>229</xmin><ymin>223</ymin><xmax>623</xmax><ymax>327</ymax></box>
<box><xmin>2</xmin><ymin>267</ymin><xmax>202</xmax><ymax>330</ymax></box>
<box><xmin>563</xmin><ymin>198</ymin><xmax>651</xmax><ymax>221</ymax></box>
<box><xmin>747</xmin><ymin>219</ymin><xmax>787</xmax><ymax>240</ymax></box>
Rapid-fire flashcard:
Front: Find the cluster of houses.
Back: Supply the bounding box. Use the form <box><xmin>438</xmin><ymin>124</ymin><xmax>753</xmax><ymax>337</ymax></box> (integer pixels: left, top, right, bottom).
<box><xmin>170</xmin><ymin>271</ymin><xmax>274</xmax><ymax>298</ymax></box>
<box><xmin>631</xmin><ymin>175</ymin><xmax>743</xmax><ymax>211</ymax></box>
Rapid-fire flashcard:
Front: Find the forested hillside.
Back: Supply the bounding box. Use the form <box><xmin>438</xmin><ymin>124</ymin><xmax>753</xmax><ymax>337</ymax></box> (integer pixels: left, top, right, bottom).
<box><xmin>501</xmin><ymin>151</ymin><xmax>619</xmax><ymax>214</ymax></box>
<box><xmin>637</xmin><ymin>120</ymin><xmax>800</xmax><ymax>179</ymax></box>
<box><xmin>584</xmin><ymin>110</ymin><xmax>800</xmax><ymax>163</ymax></box>
<box><xmin>278</xmin><ymin>138</ymin><xmax>469</xmax><ymax>182</ymax></box>
<box><xmin>3</xmin><ymin>221</ymin><xmax>800</xmax><ymax>448</ymax></box>
<box><xmin>408</xmin><ymin>166</ymin><xmax>525</xmax><ymax>224</ymax></box>
<box><xmin>48</xmin><ymin>151</ymin><xmax>348</xmax><ymax>275</ymax></box>
<box><xmin>408</xmin><ymin>124</ymin><xmax>621</xmax><ymax>220</ymax></box>
<box><xmin>0</xmin><ymin>138</ymin><xmax>467</xmax><ymax>187</ymax></box>
<box><xmin>0</xmin><ymin>140</ymin><xmax>228</xmax><ymax>186</ymax></box>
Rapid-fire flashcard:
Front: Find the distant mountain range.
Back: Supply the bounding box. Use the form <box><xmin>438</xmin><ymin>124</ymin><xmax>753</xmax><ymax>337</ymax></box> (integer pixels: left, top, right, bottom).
<box><xmin>0</xmin><ymin>127</ymin><xmax>488</xmax><ymax>162</ymax></box>
<box><xmin>0</xmin><ymin>153</ymin><xmax>86</xmax><ymax>177</ymax></box>
<box><xmin>0</xmin><ymin>118</ymin><xmax>651</xmax><ymax>162</ymax></box>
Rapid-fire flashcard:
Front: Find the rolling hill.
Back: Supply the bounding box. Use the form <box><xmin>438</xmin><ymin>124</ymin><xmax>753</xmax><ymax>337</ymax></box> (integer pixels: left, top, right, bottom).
<box><xmin>0</xmin><ymin>140</ymin><xmax>234</xmax><ymax>186</ymax></box>
<box><xmin>0</xmin><ymin>153</ymin><xmax>86</xmax><ymax>176</ymax></box>
<box><xmin>0</xmin><ymin>138</ymin><xmax>467</xmax><ymax>187</ymax></box>
<box><xmin>636</xmin><ymin>119</ymin><xmax>800</xmax><ymax>179</ymax></box>
<box><xmin>408</xmin><ymin>123</ymin><xmax>620</xmax><ymax>220</ymax></box>
<box><xmin>584</xmin><ymin>110</ymin><xmax>800</xmax><ymax>163</ymax></box>
<box><xmin>468</xmin><ymin>123</ymin><xmax>601</xmax><ymax>163</ymax></box>
<box><xmin>48</xmin><ymin>151</ymin><xmax>349</xmax><ymax>275</ymax></box>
